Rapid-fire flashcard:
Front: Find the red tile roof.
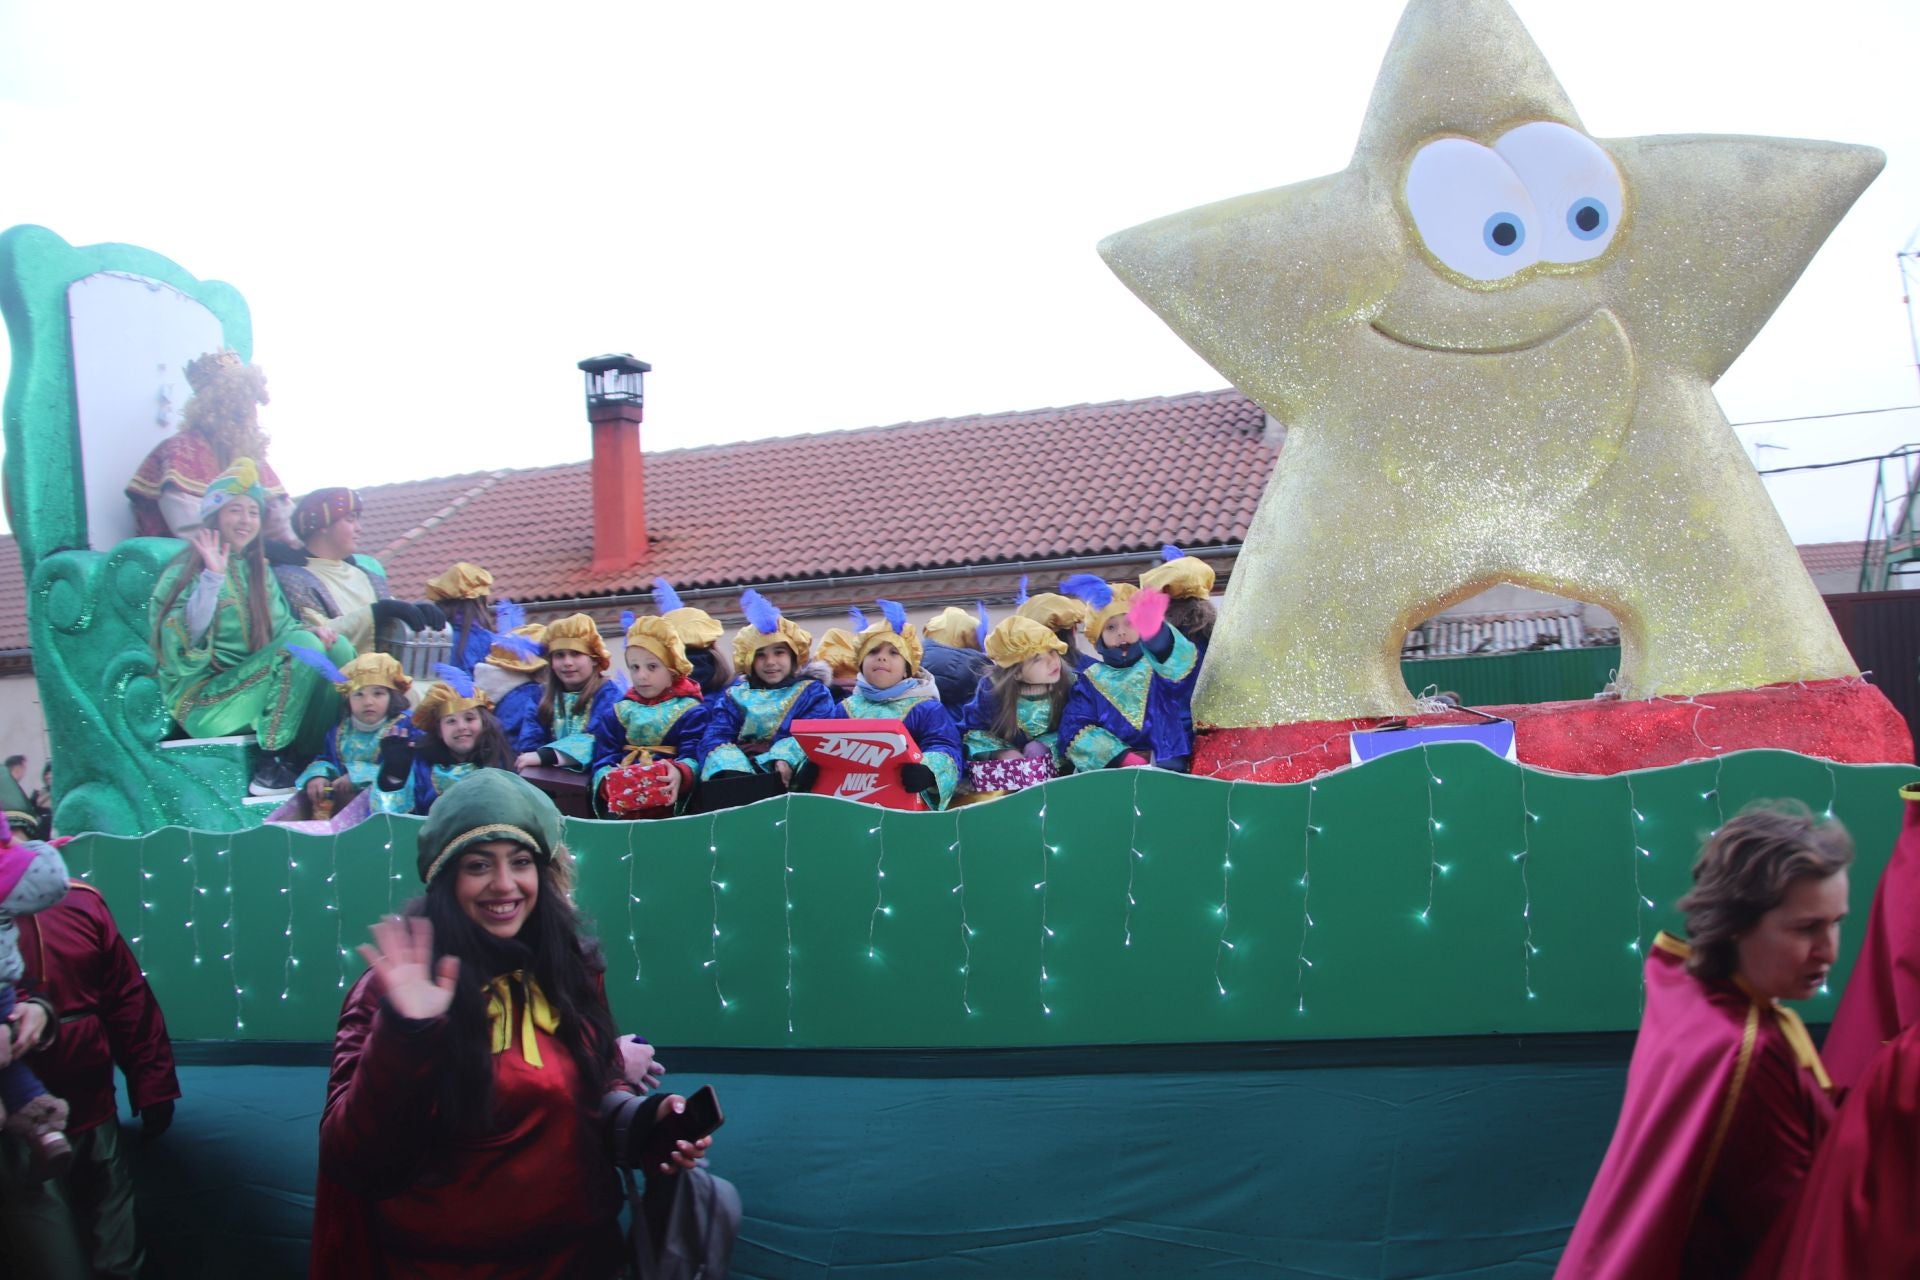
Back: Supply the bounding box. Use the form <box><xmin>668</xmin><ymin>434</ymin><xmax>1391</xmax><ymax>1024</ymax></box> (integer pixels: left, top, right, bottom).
<box><xmin>358</xmin><ymin>389</ymin><xmax>1276</xmax><ymax>603</ymax></box>
<box><xmin>0</xmin><ymin>401</ymin><xmax>1881</xmax><ymax>647</ymax></box>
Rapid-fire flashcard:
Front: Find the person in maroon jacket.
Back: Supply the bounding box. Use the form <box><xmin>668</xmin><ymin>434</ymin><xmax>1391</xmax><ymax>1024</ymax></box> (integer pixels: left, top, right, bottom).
<box><xmin>310</xmin><ymin>769</ymin><xmax>711</xmax><ymax>1280</ymax></box>
<box><xmin>0</xmin><ymin>878</ymin><xmax>179</xmax><ymax>1279</ymax></box>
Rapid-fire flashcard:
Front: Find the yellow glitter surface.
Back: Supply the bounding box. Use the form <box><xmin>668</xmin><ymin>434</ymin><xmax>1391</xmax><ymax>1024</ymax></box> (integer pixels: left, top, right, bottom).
<box><xmin>1099</xmin><ymin>0</ymin><xmax>1881</xmax><ymax>728</ymax></box>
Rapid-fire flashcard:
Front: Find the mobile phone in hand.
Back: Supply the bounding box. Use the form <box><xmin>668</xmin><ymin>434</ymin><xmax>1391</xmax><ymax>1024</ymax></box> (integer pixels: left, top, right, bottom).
<box><xmin>640</xmin><ymin>1084</ymin><xmax>724</xmax><ymax>1169</ymax></box>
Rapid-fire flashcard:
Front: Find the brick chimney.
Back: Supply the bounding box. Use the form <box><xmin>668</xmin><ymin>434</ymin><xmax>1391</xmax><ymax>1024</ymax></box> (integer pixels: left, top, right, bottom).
<box><xmin>578</xmin><ymin>353</ymin><xmax>652</xmax><ymax>574</ymax></box>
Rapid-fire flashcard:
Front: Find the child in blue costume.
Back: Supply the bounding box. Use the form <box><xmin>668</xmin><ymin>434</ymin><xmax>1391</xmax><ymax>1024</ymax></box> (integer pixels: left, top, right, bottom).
<box><xmin>699</xmin><ymin>591</ymin><xmax>832</xmax><ymax>788</ymax></box>
<box><xmin>824</xmin><ymin>601</ymin><xmax>964</xmax><ymax>809</ymax></box>
<box><xmin>1138</xmin><ymin>547</ymin><xmax>1217</xmax><ymax>740</ymax></box>
<box><xmin>421</xmin><ymin>562</ymin><xmax>496</xmax><ymax>675</ymax></box>
<box><xmin>289</xmin><ymin>650</ymin><xmax>414</xmax><ymax>818</ymax></box>
<box><xmin>369</xmin><ymin>665</ymin><xmax>514</xmax><ymax>815</ymax></box>
<box><xmin>1056</xmin><ymin>578</ymin><xmax>1197</xmax><ymax>774</ymax></box>
<box><xmin>509</xmin><ymin>613</ymin><xmax>622</xmax><ymax>774</ymax></box>
<box><xmin>588</xmin><ymin>614</ymin><xmax>710</xmax><ymax>818</ymax></box>
<box><xmin>651</xmin><ymin>577</ymin><xmax>733</xmax><ymax>711</ymax></box>
<box><xmin>476</xmin><ymin>606</ymin><xmax>550</xmax><ymax>749</ymax></box>
<box><xmin>960</xmin><ymin>615</ymin><xmax>1076</xmax><ymax>773</ymax></box>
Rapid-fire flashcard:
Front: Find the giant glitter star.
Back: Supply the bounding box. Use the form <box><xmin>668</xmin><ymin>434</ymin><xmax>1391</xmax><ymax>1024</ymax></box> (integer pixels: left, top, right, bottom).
<box><xmin>1100</xmin><ymin>0</ymin><xmax>1882</xmax><ymax>728</ymax></box>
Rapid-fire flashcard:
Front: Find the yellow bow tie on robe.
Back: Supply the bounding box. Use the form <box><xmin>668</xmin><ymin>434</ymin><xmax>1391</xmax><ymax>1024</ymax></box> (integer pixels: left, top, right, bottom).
<box><xmin>1771</xmin><ymin>1002</ymin><xmax>1834</xmax><ymax>1093</ymax></box>
<box><xmin>485</xmin><ymin>971</ymin><xmax>559</xmax><ymax>1068</ymax></box>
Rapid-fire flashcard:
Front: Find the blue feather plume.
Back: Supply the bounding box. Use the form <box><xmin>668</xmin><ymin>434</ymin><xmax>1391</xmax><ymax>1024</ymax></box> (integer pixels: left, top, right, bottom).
<box><xmin>487</xmin><ymin>629</ymin><xmax>544</xmax><ymax>661</ymax></box>
<box><xmin>740</xmin><ymin>588</ymin><xmax>781</xmax><ymax>635</ymax></box>
<box><xmin>432</xmin><ymin>663</ymin><xmax>477</xmax><ymax>699</ymax></box>
<box><xmin>974</xmin><ymin>601</ymin><xmax>990</xmax><ymax>650</ymax></box>
<box><xmin>877</xmin><ymin>599</ymin><xmax>907</xmax><ymax>633</ymax></box>
<box><xmin>494</xmin><ymin>597</ymin><xmax>526</xmax><ymax>633</ymax></box>
<box><xmin>1162</xmin><ymin>543</ymin><xmax>1185</xmax><ymax>562</ymax></box>
<box><xmin>848</xmin><ymin>605</ymin><xmax>869</xmax><ymax>632</ymax></box>
<box><xmin>1059</xmin><ymin>574</ymin><xmax>1113</xmax><ymax>611</ymax></box>
<box><xmin>621</xmin><ymin>610</ymin><xmax>636</xmax><ymax>632</ymax></box>
<box><xmin>285</xmin><ymin>640</ymin><xmax>349</xmax><ymax>685</ymax></box>
<box><xmin>1015</xmin><ymin>575</ymin><xmax>1029</xmax><ymax>607</ymax></box>
<box><xmin>651</xmin><ymin>577</ymin><xmax>685</xmax><ymax>614</ymax></box>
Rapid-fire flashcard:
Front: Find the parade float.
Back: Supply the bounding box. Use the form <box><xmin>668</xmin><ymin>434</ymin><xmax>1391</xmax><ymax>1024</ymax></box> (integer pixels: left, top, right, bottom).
<box><xmin>2</xmin><ymin>2</ymin><xmax>1911</xmax><ymax>1275</ymax></box>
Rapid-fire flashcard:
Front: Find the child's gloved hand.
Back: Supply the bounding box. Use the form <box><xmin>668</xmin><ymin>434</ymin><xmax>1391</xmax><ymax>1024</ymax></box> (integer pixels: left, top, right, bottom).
<box><xmin>1125</xmin><ymin>587</ymin><xmax>1170</xmax><ymax>643</ymax></box>
<box><xmin>898</xmin><ymin>762</ymin><xmax>936</xmax><ymax>794</ymax></box>
<box><xmin>1117</xmin><ymin>752</ymin><xmax>1149</xmax><ymax>768</ymax></box>
<box><xmin>377</xmin><ymin>736</ymin><xmax>415</xmax><ymax>789</ymax></box>
<box><xmin>1022</xmin><ymin>741</ymin><xmax>1051</xmax><ymax>760</ymax></box>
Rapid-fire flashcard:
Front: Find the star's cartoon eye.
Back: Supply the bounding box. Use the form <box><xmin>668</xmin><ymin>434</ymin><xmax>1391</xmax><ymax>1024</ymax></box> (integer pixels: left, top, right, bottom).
<box><xmin>1495</xmin><ymin>122</ymin><xmax>1622</xmax><ymax>263</ymax></box>
<box><xmin>1405</xmin><ymin>138</ymin><xmax>1541</xmax><ymax>281</ymax></box>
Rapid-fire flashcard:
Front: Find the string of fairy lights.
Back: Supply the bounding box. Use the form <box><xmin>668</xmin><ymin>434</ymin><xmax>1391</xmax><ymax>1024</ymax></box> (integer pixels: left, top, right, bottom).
<box><xmin>75</xmin><ymin>747</ymin><xmax>1877</xmax><ymax>1039</ymax></box>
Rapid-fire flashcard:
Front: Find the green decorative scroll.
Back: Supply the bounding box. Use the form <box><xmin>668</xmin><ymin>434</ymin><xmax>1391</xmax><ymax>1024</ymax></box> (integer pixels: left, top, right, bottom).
<box><xmin>1</xmin><ymin>226</ymin><xmax>256</xmax><ymax>834</ymax></box>
<box><xmin>58</xmin><ymin>748</ymin><xmax>1916</xmax><ymax>1046</ymax></box>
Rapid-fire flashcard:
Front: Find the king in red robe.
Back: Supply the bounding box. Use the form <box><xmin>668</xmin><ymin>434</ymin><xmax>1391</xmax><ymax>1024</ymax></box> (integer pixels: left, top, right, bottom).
<box><xmin>1555</xmin><ymin>933</ymin><xmax>1835</xmax><ymax>1280</ymax></box>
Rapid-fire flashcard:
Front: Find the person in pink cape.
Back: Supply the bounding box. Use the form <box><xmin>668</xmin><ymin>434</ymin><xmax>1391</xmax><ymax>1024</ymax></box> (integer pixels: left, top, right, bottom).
<box><xmin>1820</xmin><ymin>781</ymin><xmax>1920</xmax><ymax>1090</ymax></box>
<box><xmin>1556</xmin><ymin>803</ymin><xmax>1851</xmax><ymax>1280</ymax></box>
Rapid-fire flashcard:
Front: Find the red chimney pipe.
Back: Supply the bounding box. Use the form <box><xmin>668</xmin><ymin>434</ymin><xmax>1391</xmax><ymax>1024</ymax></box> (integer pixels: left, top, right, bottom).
<box><xmin>579</xmin><ymin>354</ymin><xmax>651</xmax><ymax>574</ymax></box>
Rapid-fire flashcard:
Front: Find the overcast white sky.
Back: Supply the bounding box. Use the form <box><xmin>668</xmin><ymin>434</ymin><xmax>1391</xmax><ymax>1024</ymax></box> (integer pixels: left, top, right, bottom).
<box><xmin>1</xmin><ymin>1</ymin><xmax>1916</xmax><ymax>544</ymax></box>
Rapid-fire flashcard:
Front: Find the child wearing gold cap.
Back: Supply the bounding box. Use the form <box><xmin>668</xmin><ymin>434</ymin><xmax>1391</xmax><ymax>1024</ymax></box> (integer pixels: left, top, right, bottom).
<box><xmin>509</xmin><ymin>614</ymin><xmax>622</xmax><ymax>775</ymax></box>
<box><xmin>651</xmin><ymin>578</ymin><xmax>733</xmax><ymax>701</ymax></box>
<box><xmin>958</xmin><ymin>616</ymin><xmax>1077</xmax><ymax>789</ymax></box>
<box><xmin>588</xmin><ymin>615</ymin><xmax>711</xmax><ymax>818</ymax></box>
<box><xmin>1013</xmin><ymin>576</ymin><xmax>1095</xmax><ymax>672</ymax></box>
<box><xmin>288</xmin><ymin>652</ymin><xmax>414</xmax><ymax>819</ymax></box>
<box><xmin>422</xmin><ymin>562</ymin><xmax>496</xmax><ymax>674</ymax></box>
<box><xmin>1139</xmin><ymin>545</ymin><xmax>1218</xmax><ymax>739</ymax></box>
<box><xmin>368</xmin><ymin>666</ymin><xmax>514</xmax><ymax>815</ymax></box>
<box><xmin>1055</xmin><ymin>576</ymin><xmax>1198</xmax><ymax>774</ymax></box>
<box><xmin>697</xmin><ymin>591</ymin><xmax>833</xmax><ymax>790</ymax></box>
<box><xmin>820</xmin><ymin>601</ymin><xmax>965</xmax><ymax>809</ymax></box>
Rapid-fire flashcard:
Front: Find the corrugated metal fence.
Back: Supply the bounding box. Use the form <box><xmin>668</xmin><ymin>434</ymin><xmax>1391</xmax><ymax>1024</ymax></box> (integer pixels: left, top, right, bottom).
<box><xmin>1824</xmin><ymin>592</ymin><xmax>1920</xmax><ymax>756</ymax></box>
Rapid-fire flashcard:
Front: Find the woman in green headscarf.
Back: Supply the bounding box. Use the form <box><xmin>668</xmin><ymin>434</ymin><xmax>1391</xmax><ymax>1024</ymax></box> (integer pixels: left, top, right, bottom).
<box><xmin>149</xmin><ymin>458</ymin><xmax>356</xmax><ymax>795</ymax></box>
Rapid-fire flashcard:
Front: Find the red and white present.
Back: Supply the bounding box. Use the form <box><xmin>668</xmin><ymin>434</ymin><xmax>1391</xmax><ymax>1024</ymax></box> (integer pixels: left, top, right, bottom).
<box><xmin>604</xmin><ymin>761</ymin><xmax>677</xmax><ymax>814</ymax></box>
<box><xmin>967</xmin><ymin>755</ymin><xmax>1054</xmax><ymax>794</ymax></box>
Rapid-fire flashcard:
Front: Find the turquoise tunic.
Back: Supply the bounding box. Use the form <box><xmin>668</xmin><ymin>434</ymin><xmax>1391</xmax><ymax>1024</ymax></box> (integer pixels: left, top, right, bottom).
<box><xmin>961</xmin><ymin>694</ymin><xmax>1065</xmax><ymax>769</ymax></box>
<box><xmin>294</xmin><ymin>715</ymin><xmax>406</xmax><ymax>790</ymax></box>
<box><xmin>698</xmin><ymin>679</ymin><xmax>834</xmax><ymax>779</ymax></box>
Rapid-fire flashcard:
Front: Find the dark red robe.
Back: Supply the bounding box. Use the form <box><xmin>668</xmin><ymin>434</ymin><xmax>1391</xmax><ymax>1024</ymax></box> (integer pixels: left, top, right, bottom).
<box><xmin>124</xmin><ymin>433</ymin><xmax>287</xmax><ymax>536</ymax></box>
<box><xmin>17</xmin><ymin>881</ymin><xmax>180</xmax><ymax>1133</ymax></box>
<box><xmin>1556</xmin><ymin>933</ymin><xmax>1835</xmax><ymax>1280</ymax></box>
<box><xmin>310</xmin><ymin>969</ymin><xmax>640</xmax><ymax>1280</ymax></box>
<box><xmin>1821</xmin><ymin>783</ymin><xmax>1920</xmax><ymax>1090</ymax></box>
<box><xmin>1744</xmin><ymin>1021</ymin><xmax>1920</xmax><ymax>1277</ymax></box>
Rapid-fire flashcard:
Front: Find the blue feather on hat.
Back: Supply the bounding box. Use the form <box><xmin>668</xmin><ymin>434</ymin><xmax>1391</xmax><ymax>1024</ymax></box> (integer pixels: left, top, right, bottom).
<box><xmin>1162</xmin><ymin>544</ymin><xmax>1185</xmax><ymax>562</ymax></box>
<box><xmin>432</xmin><ymin>663</ymin><xmax>477</xmax><ymax>699</ymax></box>
<box><xmin>1059</xmin><ymin>574</ymin><xmax>1113</xmax><ymax>611</ymax></box>
<box><xmin>487</xmin><ymin>629</ymin><xmax>544</xmax><ymax>661</ymax></box>
<box><xmin>494</xmin><ymin>597</ymin><xmax>527</xmax><ymax>633</ymax></box>
<box><xmin>741</xmin><ymin>589</ymin><xmax>782</xmax><ymax>635</ymax></box>
<box><xmin>974</xmin><ymin>600</ymin><xmax>990</xmax><ymax>651</ymax></box>
<box><xmin>848</xmin><ymin>605</ymin><xmax>869</xmax><ymax>632</ymax></box>
<box><xmin>1015</xmin><ymin>575</ymin><xmax>1030</xmax><ymax>607</ymax></box>
<box><xmin>621</xmin><ymin>610</ymin><xmax>636</xmax><ymax>632</ymax></box>
<box><xmin>877</xmin><ymin>599</ymin><xmax>907</xmax><ymax>633</ymax></box>
<box><xmin>651</xmin><ymin>577</ymin><xmax>685</xmax><ymax>614</ymax></box>
<box><xmin>285</xmin><ymin>640</ymin><xmax>349</xmax><ymax>685</ymax></box>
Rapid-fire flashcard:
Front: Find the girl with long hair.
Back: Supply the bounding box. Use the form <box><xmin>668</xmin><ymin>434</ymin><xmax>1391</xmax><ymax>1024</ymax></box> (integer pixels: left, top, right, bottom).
<box><xmin>369</xmin><ymin>666</ymin><xmax>515</xmax><ymax>816</ymax></box>
<box><xmin>313</xmin><ymin>770</ymin><xmax>717</xmax><ymax>1279</ymax></box>
<box><xmin>148</xmin><ymin>458</ymin><xmax>356</xmax><ymax>794</ymax></box>
<box><xmin>958</xmin><ymin>615</ymin><xmax>1076</xmax><ymax>794</ymax></box>
<box><xmin>509</xmin><ymin>614</ymin><xmax>622</xmax><ymax>775</ymax></box>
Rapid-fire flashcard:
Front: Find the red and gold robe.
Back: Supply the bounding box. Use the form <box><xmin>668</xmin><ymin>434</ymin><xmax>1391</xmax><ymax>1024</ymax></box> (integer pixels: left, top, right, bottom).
<box><xmin>310</xmin><ymin>969</ymin><xmax>641</xmax><ymax>1280</ymax></box>
<box><xmin>1555</xmin><ymin>933</ymin><xmax>1835</xmax><ymax>1280</ymax></box>
<box><xmin>125</xmin><ymin>433</ymin><xmax>288</xmax><ymax>536</ymax></box>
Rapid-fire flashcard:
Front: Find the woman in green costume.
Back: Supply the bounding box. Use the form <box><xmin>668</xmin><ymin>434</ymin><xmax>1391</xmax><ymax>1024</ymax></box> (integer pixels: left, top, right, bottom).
<box><xmin>149</xmin><ymin>458</ymin><xmax>357</xmax><ymax>795</ymax></box>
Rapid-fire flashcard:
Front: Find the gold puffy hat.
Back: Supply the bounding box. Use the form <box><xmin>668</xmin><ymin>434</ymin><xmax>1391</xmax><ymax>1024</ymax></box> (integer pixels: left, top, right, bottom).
<box><xmin>924</xmin><ymin>606</ymin><xmax>985</xmax><ymax>650</ymax></box>
<box><xmin>1140</xmin><ymin>555</ymin><xmax>1216</xmax><ymax>601</ymax></box>
<box><xmin>336</xmin><ymin>652</ymin><xmax>413</xmax><ymax>697</ymax></box>
<box><xmin>411</xmin><ymin>674</ymin><xmax>494</xmax><ymax>730</ymax></box>
<box><xmin>623</xmin><ymin>614</ymin><xmax>693</xmax><ymax>679</ymax></box>
<box><xmin>424</xmin><ymin>562</ymin><xmax>494</xmax><ymax>603</ymax></box>
<box><xmin>814</xmin><ymin>627</ymin><xmax>860</xmax><ymax>678</ymax></box>
<box><xmin>486</xmin><ymin>623</ymin><xmax>549</xmax><ymax>675</ymax></box>
<box><xmin>1089</xmin><ymin>582</ymin><xmax>1140</xmax><ymax>639</ymax></box>
<box><xmin>664</xmin><ymin>607</ymin><xmax>724</xmax><ymax>650</ymax></box>
<box><xmin>1015</xmin><ymin>592</ymin><xmax>1089</xmax><ymax>633</ymax></box>
<box><xmin>731</xmin><ymin>589</ymin><xmax>812</xmax><ymax>671</ymax></box>
<box><xmin>543</xmin><ymin>613</ymin><xmax>611</xmax><ymax>672</ymax></box>
<box><xmin>983</xmin><ymin>616</ymin><xmax>1068</xmax><ymax>669</ymax></box>
<box><xmin>855</xmin><ymin>601</ymin><xmax>924</xmax><ymax>674</ymax></box>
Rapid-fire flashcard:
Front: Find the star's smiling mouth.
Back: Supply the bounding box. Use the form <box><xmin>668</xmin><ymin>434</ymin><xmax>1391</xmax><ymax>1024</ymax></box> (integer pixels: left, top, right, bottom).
<box><xmin>1369</xmin><ymin>310</ymin><xmax>1593</xmax><ymax>356</ymax></box>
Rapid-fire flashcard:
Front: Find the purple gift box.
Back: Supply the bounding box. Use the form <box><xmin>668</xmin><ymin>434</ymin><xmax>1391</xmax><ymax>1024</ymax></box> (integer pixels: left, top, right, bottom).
<box><xmin>967</xmin><ymin>756</ymin><xmax>1055</xmax><ymax>794</ymax></box>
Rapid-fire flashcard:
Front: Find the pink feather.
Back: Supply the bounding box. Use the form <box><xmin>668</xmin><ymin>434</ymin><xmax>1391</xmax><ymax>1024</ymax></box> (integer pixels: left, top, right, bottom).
<box><xmin>1127</xmin><ymin>586</ymin><xmax>1170</xmax><ymax>639</ymax></box>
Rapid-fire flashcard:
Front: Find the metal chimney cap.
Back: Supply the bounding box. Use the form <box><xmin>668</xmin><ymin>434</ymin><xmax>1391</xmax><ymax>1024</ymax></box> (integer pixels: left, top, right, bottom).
<box><xmin>577</xmin><ymin>353</ymin><xmax>653</xmax><ymax>375</ymax></box>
